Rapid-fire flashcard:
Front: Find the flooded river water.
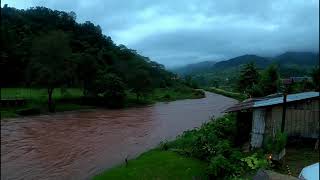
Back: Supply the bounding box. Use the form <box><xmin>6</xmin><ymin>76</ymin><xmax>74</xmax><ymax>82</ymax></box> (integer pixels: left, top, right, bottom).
<box><xmin>1</xmin><ymin>92</ymin><xmax>237</xmax><ymax>180</ymax></box>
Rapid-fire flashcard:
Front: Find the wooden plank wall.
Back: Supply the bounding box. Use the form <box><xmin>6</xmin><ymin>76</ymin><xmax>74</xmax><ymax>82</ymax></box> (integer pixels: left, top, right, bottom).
<box><xmin>264</xmin><ymin>99</ymin><xmax>319</xmax><ymax>138</ymax></box>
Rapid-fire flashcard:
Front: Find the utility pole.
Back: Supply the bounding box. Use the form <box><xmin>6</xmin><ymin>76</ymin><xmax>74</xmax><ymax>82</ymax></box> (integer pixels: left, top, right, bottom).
<box><xmin>281</xmin><ymin>78</ymin><xmax>292</xmax><ymax>132</ymax></box>
<box><xmin>281</xmin><ymin>92</ymin><xmax>287</xmax><ymax>132</ymax></box>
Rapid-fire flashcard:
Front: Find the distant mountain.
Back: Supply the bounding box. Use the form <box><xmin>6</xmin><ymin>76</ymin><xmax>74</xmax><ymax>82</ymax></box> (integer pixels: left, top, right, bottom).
<box><xmin>172</xmin><ymin>52</ymin><xmax>319</xmax><ymax>76</ymax></box>
<box><xmin>212</xmin><ymin>54</ymin><xmax>271</xmax><ymax>70</ymax></box>
<box><xmin>273</xmin><ymin>52</ymin><xmax>319</xmax><ymax>67</ymax></box>
<box><xmin>172</xmin><ymin>61</ymin><xmax>217</xmax><ymax>75</ymax></box>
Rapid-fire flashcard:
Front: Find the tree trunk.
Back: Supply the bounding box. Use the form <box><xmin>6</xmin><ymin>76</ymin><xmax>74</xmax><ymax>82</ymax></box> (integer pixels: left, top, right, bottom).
<box><xmin>48</xmin><ymin>88</ymin><xmax>54</xmax><ymax>112</ymax></box>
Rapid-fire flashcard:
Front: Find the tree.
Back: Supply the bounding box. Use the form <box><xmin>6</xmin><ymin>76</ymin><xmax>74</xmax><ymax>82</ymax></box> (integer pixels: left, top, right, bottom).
<box><xmin>311</xmin><ymin>67</ymin><xmax>320</xmax><ymax>91</ymax></box>
<box><xmin>237</xmin><ymin>62</ymin><xmax>260</xmax><ymax>96</ymax></box>
<box><xmin>259</xmin><ymin>64</ymin><xmax>281</xmax><ymax>96</ymax></box>
<box><xmin>28</xmin><ymin>30</ymin><xmax>73</xmax><ymax>112</ymax></box>
<box><xmin>184</xmin><ymin>75</ymin><xmax>199</xmax><ymax>89</ymax></box>
<box><xmin>129</xmin><ymin>69</ymin><xmax>153</xmax><ymax>100</ymax></box>
<box><xmin>92</xmin><ymin>71</ymin><xmax>126</xmax><ymax>108</ymax></box>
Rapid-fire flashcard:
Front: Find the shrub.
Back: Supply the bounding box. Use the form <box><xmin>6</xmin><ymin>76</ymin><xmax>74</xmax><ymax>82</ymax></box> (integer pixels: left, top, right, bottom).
<box><xmin>207</xmin><ymin>150</ymin><xmax>244</xmax><ymax>179</ymax></box>
<box><xmin>167</xmin><ymin>114</ymin><xmax>272</xmax><ymax>179</ymax></box>
<box><xmin>168</xmin><ymin>114</ymin><xmax>237</xmax><ymax>160</ymax></box>
<box><xmin>162</xmin><ymin>94</ymin><xmax>171</xmax><ymax>100</ymax></box>
<box><xmin>240</xmin><ymin>153</ymin><xmax>269</xmax><ymax>171</ymax></box>
<box><xmin>264</xmin><ymin>131</ymin><xmax>288</xmax><ymax>153</ymax></box>
<box><xmin>192</xmin><ymin>89</ymin><xmax>205</xmax><ymax>98</ymax></box>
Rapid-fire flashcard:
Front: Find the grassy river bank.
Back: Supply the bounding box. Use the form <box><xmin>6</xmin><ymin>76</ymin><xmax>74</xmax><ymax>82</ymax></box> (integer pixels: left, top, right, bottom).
<box><xmin>1</xmin><ymin>87</ymin><xmax>204</xmax><ymax>119</ymax></box>
<box><xmin>93</xmin><ymin>114</ymin><xmax>319</xmax><ymax>180</ymax></box>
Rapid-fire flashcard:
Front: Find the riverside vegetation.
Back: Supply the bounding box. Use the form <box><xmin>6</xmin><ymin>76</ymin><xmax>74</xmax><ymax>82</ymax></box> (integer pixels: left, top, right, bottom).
<box><xmin>1</xmin><ymin>6</ymin><xmax>204</xmax><ymax>118</ymax></box>
<box><xmin>1</xmin><ymin>87</ymin><xmax>204</xmax><ymax>118</ymax></box>
<box><xmin>94</xmin><ymin>114</ymin><xmax>270</xmax><ymax>180</ymax></box>
<box><xmin>95</xmin><ymin>114</ymin><xmax>319</xmax><ymax>179</ymax></box>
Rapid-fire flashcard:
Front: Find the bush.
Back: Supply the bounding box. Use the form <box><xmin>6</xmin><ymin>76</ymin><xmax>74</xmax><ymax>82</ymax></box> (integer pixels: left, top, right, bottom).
<box><xmin>240</xmin><ymin>153</ymin><xmax>269</xmax><ymax>171</ymax></box>
<box><xmin>162</xmin><ymin>94</ymin><xmax>171</xmax><ymax>100</ymax></box>
<box><xmin>168</xmin><ymin>114</ymin><xmax>236</xmax><ymax>159</ymax></box>
<box><xmin>192</xmin><ymin>89</ymin><xmax>205</xmax><ymax>98</ymax></box>
<box><xmin>207</xmin><ymin>151</ymin><xmax>244</xmax><ymax>179</ymax></box>
<box><xmin>264</xmin><ymin>132</ymin><xmax>288</xmax><ymax>153</ymax></box>
<box><xmin>167</xmin><ymin>114</ymin><xmax>271</xmax><ymax>179</ymax></box>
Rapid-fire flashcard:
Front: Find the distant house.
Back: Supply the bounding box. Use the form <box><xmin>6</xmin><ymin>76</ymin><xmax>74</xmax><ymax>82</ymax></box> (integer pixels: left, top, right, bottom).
<box><xmin>226</xmin><ymin>92</ymin><xmax>319</xmax><ymax>148</ymax></box>
<box><xmin>282</xmin><ymin>76</ymin><xmax>312</xmax><ymax>84</ymax></box>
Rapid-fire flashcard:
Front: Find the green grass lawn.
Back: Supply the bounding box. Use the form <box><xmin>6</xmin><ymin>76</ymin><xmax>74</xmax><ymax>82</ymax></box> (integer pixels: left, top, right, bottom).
<box><xmin>1</xmin><ymin>88</ymin><xmax>83</xmax><ymax>101</ymax></box>
<box><xmin>93</xmin><ymin>149</ymin><xmax>208</xmax><ymax>180</ymax></box>
<box><xmin>1</xmin><ymin>88</ymin><xmax>91</xmax><ymax>119</ymax></box>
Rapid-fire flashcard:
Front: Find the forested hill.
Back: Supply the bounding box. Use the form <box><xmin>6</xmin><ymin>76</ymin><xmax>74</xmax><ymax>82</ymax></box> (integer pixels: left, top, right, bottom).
<box><xmin>0</xmin><ymin>5</ymin><xmax>175</xmax><ymax>88</ymax></box>
<box><xmin>173</xmin><ymin>52</ymin><xmax>319</xmax><ymax>76</ymax></box>
<box><xmin>171</xmin><ymin>61</ymin><xmax>217</xmax><ymax>75</ymax></box>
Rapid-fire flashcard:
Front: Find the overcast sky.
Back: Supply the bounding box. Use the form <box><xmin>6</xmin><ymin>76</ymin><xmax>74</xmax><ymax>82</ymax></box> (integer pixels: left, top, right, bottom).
<box><xmin>3</xmin><ymin>0</ymin><xmax>319</xmax><ymax>67</ymax></box>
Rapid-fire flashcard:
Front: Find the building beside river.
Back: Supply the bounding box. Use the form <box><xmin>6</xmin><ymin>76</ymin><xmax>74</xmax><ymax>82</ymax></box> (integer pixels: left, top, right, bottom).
<box><xmin>226</xmin><ymin>91</ymin><xmax>319</xmax><ymax>148</ymax></box>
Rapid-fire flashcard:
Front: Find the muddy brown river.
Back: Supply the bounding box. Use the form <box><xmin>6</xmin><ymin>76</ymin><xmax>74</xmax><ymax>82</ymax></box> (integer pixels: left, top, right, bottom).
<box><xmin>1</xmin><ymin>92</ymin><xmax>237</xmax><ymax>180</ymax></box>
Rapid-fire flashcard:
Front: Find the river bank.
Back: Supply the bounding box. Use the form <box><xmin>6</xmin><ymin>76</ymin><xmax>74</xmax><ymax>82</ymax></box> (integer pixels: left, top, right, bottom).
<box><xmin>1</xmin><ymin>87</ymin><xmax>204</xmax><ymax>119</ymax></box>
<box><xmin>1</xmin><ymin>91</ymin><xmax>236</xmax><ymax>180</ymax></box>
<box><xmin>94</xmin><ymin>115</ymin><xmax>319</xmax><ymax>180</ymax></box>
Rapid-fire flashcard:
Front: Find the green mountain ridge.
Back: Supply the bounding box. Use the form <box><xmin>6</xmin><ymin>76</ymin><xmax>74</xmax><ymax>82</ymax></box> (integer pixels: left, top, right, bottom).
<box><xmin>173</xmin><ymin>52</ymin><xmax>319</xmax><ymax>76</ymax></box>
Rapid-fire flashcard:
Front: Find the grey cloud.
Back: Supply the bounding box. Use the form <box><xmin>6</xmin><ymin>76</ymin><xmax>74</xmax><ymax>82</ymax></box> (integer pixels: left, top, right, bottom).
<box><xmin>3</xmin><ymin>0</ymin><xmax>319</xmax><ymax>67</ymax></box>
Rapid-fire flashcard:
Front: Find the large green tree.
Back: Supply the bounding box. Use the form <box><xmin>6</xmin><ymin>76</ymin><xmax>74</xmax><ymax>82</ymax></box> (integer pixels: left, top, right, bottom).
<box><xmin>1</xmin><ymin>5</ymin><xmax>179</xmax><ymax>100</ymax></box>
<box><xmin>129</xmin><ymin>69</ymin><xmax>153</xmax><ymax>100</ymax></box>
<box><xmin>92</xmin><ymin>71</ymin><xmax>126</xmax><ymax>108</ymax></box>
<box><xmin>259</xmin><ymin>64</ymin><xmax>281</xmax><ymax>95</ymax></box>
<box><xmin>237</xmin><ymin>62</ymin><xmax>260</xmax><ymax>96</ymax></box>
<box><xmin>28</xmin><ymin>30</ymin><xmax>73</xmax><ymax>112</ymax></box>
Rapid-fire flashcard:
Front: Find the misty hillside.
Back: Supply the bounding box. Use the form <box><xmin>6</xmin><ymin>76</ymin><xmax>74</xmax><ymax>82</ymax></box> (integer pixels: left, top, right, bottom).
<box><xmin>173</xmin><ymin>52</ymin><xmax>319</xmax><ymax>76</ymax></box>
<box><xmin>274</xmin><ymin>52</ymin><xmax>319</xmax><ymax>67</ymax></box>
<box><xmin>213</xmin><ymin>54</ymin><xmax>270</xmax><ymax>70</ymax></box>
<box><xmin>172</xmin><ymin>61</ymin><xmax>217</xmax><ymax>75</ymax></box>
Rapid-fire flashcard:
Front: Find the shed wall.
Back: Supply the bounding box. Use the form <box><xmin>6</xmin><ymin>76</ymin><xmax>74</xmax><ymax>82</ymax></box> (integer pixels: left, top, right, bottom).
<box><xmin>264</xmin><ymin>99</ymin><xmax>319</xmax><ymax>138</ymax></box>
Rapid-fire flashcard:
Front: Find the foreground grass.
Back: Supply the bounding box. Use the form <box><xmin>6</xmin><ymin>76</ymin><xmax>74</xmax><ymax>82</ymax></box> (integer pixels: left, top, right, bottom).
<box><xmin>205</xmin><ymin>87</ymin><xmax>247</xmax><ymax>101</ymax></box>
<box><xmin>93</xmin><ymin>149</ymin><xmax>208</xmax><ymax>180</ymax></box>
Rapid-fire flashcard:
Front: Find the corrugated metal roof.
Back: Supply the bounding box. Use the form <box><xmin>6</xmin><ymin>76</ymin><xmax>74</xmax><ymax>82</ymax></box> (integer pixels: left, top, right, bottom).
<box><xmin>225</xmin><ymin>91</ymin><xmax>319</xmax><ymax>112</ymax></box>
<box><xmin>253</xmin><ymin>91</ymin><xmax>319</xmax><ymax>108</ymax></box>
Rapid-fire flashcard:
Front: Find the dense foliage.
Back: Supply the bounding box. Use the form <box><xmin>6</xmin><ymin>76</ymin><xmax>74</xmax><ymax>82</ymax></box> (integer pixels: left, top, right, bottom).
<box><xmin>237</xmin><ymin>62</ymin><xmax>260</xmax><ymax>95</ymax></box>
<box><xmin>165</xmin><ymin>114</ymin><xmax>270</xmax><ymax>179</ymax></box>
<box><xmin>173</xmin><ymin>52</ymin><xmax>319</xmax><ymax>92</ymax></box>
<box><xmin>264</xmin><ymin>132</ymin><xmax>288</xmax><ymax>154</ymax></box>
<box><xmin>1</xmin><ymin>5</ymin><xmax>182</xmax><ymax>109</ymax></box>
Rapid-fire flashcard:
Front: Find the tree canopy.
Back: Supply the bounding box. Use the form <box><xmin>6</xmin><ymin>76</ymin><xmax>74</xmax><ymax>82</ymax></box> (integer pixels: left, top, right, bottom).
<box><xmin>1</xmin><ymin>5</ymin><xmax>179</xmax><ymax>108</ymax></box>
<box><xmin>237</xmin><ymin>62</ymin><xmax>260</xmax><ymax>96</ymax></box>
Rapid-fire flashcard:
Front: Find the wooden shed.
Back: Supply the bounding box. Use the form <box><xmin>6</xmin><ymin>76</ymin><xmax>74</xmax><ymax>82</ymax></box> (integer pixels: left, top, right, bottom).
<box><xmin>226</xmin><ymin>92</ymin><xmax>319</xmax><ymax>148</ymax></box>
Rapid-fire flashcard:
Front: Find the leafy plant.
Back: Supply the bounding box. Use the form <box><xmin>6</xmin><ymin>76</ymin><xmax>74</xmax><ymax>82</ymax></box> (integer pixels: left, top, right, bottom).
<box><xmin>241</xmin><ymin>153</ymin><xmax>269</xmax><ymax>170</ymax></box>
<box><xmin>264</xmin><ymin>131</ymin><xmax>288</xmax><ymax>153</ymax></box>
<box><xmin>207</xmin><ymin>150</ymin><xmax>244</xmax><ymax>179</ymax></box>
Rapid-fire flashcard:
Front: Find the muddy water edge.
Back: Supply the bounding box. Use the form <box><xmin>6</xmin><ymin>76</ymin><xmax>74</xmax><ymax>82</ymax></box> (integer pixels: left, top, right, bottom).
<box><xmin>1</xmin><ymin>92</ymin><xmax>237</xmax><ymax>180</ymax></box>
